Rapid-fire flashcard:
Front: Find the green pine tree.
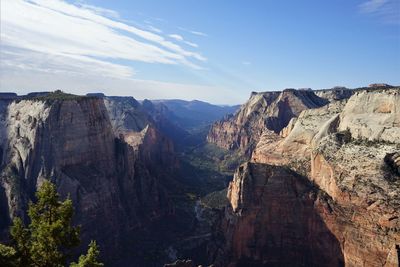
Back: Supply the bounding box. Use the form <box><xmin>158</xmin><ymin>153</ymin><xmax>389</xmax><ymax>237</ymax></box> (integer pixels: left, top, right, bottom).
<box><xmin>0</xmin><ymin>243</ymin><xmax>17</xmax><ymax>267</ymax></box>
<box><xmin>0</xmin><ymin>180</ymin><xmax>103</xmax><ymax>267</ymax></box>
<box><xmin>70</xmin><ymin>241</ymin><xmax>104</xmax><ymax>267</ymax></box>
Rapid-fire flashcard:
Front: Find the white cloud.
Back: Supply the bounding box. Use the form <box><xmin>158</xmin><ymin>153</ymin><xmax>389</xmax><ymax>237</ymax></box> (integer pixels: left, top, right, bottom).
<box><xmin>185</xmin><ymin>41</ymin><xmax>199</xmax><ymax>48</ymax></box>
<box><xmin>358</xmin><ymin>0</ymin><xmax>400</xmax><ymax>24</ymax></box>
<box><xmin>169</xmin><ymin>34</ymin><xmax>199</xmax><ymax>48</ymax></box>
<box><xmin>147</xmin><ymin>25</ymin><xmax>162</xmax><ymax>33</ymax></box>
<box><xmin>0</xmin><ymin>0</ymin><xmax>244</xmax><ymax>104</ymax></box>
<box><xmin>0</xmin><ymin>0</ymin><xmax>207</xmax><ymax>80</ymax></box>
<box><xmin>0</xmin><ymin>66</ymin><xmax>244</xmax><ymax>105</ymax></box>
<box><xmin>178</xmin><ymin>27</ymin><xmax>208</xmax><ymax>37</ymax></box>
<box><xmin>1</xmin><ymin>47</ymin><xmax>134</xmax><ymax>78</ymax></box>
<box><xmin>190</xmin><ymin>30</ymin><xmax>208</xmax><ymax>37</ymax></box>
<box><xmin>169</xmin><ymin>34</ymin><xmax>184</xmax><ymax>41</ymax></box>
<box><xmin>77</xmin><ymin>3</ymin><xmax>121</xmax><ymax>19</ymax></box>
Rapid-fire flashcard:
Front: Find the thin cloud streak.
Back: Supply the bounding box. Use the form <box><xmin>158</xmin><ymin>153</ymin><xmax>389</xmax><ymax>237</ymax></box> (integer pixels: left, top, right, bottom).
<box><xmin>358</xmin><ymin>0</ymin><xmax>400</xmax><ymax>24</ymax></box>
<box><xmin>146</xmin><ymin>25</ymin><xmax>162</xmax><ymax>33</ymax></box>
<box><xmin>77</xmin><ymin>3</ymin><xmax>121</xmax><ymax>19</ymax></box>
<box><xmin>169</xmin><ymin>34</ymin><xmax>184</xmax><ymax>41</ymax></box>
<box><xmin>178</xmin><ymin>27</ymin><xmax>208</xmax><ymax>37</ymax></box>
<box><xmin>169</xmin><ymin>34</ymin><xmax>199</xmax><ymax>48</ymax></box>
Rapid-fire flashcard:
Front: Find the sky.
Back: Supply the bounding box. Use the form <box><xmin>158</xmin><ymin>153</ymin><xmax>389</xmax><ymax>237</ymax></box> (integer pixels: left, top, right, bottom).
<box><xmin>0</xmin><ymin>0</ymin><xmax>399</xmax><ymax>104</ymax></box>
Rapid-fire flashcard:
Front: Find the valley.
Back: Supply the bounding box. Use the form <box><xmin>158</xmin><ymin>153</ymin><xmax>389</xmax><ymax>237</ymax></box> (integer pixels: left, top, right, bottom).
<box><xmin>0</xmin><ymin>85</ymin><xmax>399</xmax><ymax>267</ymax></box>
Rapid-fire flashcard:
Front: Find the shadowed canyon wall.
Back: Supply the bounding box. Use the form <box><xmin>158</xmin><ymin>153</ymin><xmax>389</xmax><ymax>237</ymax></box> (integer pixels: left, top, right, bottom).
<box><xmin>209</xmin><ymin>87</ymin><xmax>400</xmax><ymax>267</ymax></box>
<box><xmin>0</xmin><ymin>95</ymin><xmax>174</xmax><ymax>264</ymax></box>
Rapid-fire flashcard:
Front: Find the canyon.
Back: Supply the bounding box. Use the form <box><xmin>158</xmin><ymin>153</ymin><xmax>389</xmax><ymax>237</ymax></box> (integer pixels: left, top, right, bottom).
<box><xmin>207</xmin><ymin>86</ymin><xmax>400</xmax><ymax>267</ymax></box>
<box><xmin>0</xmin><ymin>85</ymin><xmax>399</xmax><ymax>267</ymax></box>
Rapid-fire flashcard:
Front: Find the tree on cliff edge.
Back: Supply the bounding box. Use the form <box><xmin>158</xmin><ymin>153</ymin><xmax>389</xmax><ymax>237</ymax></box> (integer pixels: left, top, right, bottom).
<box><xmin>0</xmin><ymin>180</ymin><xmax>103</xmax><ymax>267</ymax></box>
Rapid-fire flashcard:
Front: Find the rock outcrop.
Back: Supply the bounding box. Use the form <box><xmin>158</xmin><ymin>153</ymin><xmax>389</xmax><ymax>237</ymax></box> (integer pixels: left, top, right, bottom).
<box><xmin>212</xmin><ymin>88</ymin><xmax>400</xmax><ymax>267</ymax></box>
<box><xmin>0</xmin><ymin>94</ymin><xmax>174</xmax><ymax>264</ymax></box>
<box><xmin>315</xmin><ymin>87</ymin><xmax>354</xmax><ymax>102</ymax></box>
<box><xmin>207</xmin><ymin>89</ymin><xmax>328</xmax><ymax>155</ymax></box>
<box><xmin>211</xmin><ymin>162</ymin><xmax>344</xmax><ymax>267</ymax></box>
<box><xmin>337</xmin><ymin>89</ymin><xmax>399</xmax><ymax>143</ymax></box>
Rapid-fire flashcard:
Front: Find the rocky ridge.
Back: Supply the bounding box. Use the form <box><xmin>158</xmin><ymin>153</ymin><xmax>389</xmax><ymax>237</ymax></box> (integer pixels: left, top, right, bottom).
<box><xmin>211</xmin><ymin>87</ymin><xmax>400</xmax><ymax>267</ymax></box>
<box><xmin>0</xmin><ymin>93</ymin><xmax>175</xmax><ymax>265</ymax></box>
<box><xmin>207</xmin><ymin>89</ymin><xmax>328</xmax><ymax>155</ymax></box>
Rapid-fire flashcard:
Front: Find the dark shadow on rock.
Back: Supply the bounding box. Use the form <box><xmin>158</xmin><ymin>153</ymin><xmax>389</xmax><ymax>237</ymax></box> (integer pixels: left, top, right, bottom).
<box><xmin>211</xmin><ymin>162</ymin><xmax>345</xmax><ymax>267</ymax></box>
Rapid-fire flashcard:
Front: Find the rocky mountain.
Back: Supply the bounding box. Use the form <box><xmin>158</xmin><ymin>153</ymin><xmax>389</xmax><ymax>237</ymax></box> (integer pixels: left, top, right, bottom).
<box><xmin>141</xmin><ymin>99</ymin><xmax>190</xmax><ymax>146</ymax></box>
<box><xmin>209</xmin><ymin>87</ymin><xmax>400</xmax><ymax>267</ymax></box>
<box><xmin>151</xmin><ymin>99</ymin><xmax>239</xmax><ymax>132</ymax></box>
<box><xmin>1</xmin><ymin>86</ymin><xmax>399</xmax><ymax>267</ymax></box>
<box><xmin>207</xmin><ymin>89</ymin><xmax>329</xmax><ymax>155</ymax></box>
<box><xmin>0</xmin><ymin>92</ymin><xmax>175</xmax><ymax>265</ymax></box>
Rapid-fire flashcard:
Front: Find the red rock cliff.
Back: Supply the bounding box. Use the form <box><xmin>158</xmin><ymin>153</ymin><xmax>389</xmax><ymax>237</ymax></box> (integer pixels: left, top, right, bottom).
<box><xmin>212</xmin><ymin>88</ymin><xmax>400</xmax><ymax>267</ymax></box>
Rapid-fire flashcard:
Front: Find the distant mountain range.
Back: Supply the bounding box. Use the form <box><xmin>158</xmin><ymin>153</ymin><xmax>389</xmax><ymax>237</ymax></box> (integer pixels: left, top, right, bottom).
<box><xmin>150</xmin><ymin>99</ymin><xmax>240</xmax><ymax>131</ymax></box>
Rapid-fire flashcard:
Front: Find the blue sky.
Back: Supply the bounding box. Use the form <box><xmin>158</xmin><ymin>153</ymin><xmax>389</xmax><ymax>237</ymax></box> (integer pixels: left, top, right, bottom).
<box><xmin>0</xmin><ymin>0</ymin><xmax>399</xmax><ymax>104</ymax></box>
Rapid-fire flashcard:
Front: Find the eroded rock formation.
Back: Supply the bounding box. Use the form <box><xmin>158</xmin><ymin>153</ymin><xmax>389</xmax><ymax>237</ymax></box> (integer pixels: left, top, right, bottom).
<box><xmin>212</xmin><ymin>162</ymin><xmax>344</xmax><ymax>267</ymax></box>
<box><xmin>0</xmin><ymin>94</ymin><xmax>174</xmax><ymax>264</ymax></box>
<box><xmin>207</xmin><ymin>89</ymin><xmax>328</xmax><ymax>155</ymax></box>
<box><xmin>212</xmin><ymin>88</ymin><xmax>400</xmax><ymax>267</ymax></box>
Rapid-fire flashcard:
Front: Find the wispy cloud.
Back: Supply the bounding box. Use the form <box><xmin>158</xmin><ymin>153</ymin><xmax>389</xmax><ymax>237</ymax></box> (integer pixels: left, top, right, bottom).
<box><xmin>185</xmin><ymin>41</ymin><xmax>199</xmax><ymax>48</ymax></box>
<box><xmin>0</xmin><ymin>0</ymin><xmax>206</xmax><ymax>81</ymax></box>
<box><xmin>0</xmin><ymin>64</ymin><xmax>243</xmax><ymax>104</ymax></box>
<box><xmin>169</xmin><ymin>34</ymin><xmax>184</xmax><ymax>41</ymax></box>
<box><xmin>242</xmin><ymin>61</ymin><xmax>251</xmax><ymax>66</ymax></box>
<box><xmin>2</xmin><ymin>47</ymin><xmax>134</xmax><ymax>78</ymax></box>
<box><xmin>358</xmin><ymin>0</ymin><xmax>400</xmax><ymax>24</ymax></box>
<box><xmin>190</xmin><ymin>30</ymin><xmax>208</xmax><ymax>37</ymax></box>
<box><xmin>77</xmin><ymin>3</ymin><xmax>121</xmax><ymax>19</ymax></box>
<box><xmin>169</xmin><ymin>34</ymin><xmax>199</xmax><ymax>48</ymax></box>
<box><xmin>178</xmin><ymin>27</ymin><xmax>208</xmax><ymax>37</ymax></box>
<box><xmin>0</xmin><ymin>0</ymin><xmax>242</xmax><ymax>103</ymax></box>
<box><xmin>146</xmin><ymin>25</ymin><xmax>162</xmax><ymax>33</ymax></box>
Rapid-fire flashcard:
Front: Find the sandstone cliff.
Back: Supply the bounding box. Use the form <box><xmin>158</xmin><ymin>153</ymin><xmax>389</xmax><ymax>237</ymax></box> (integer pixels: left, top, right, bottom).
<box><xmin>207</xmin><ymin>89</ymin><xmax>328</xmax><ymax>155</ymax></box>
<box><xmin>211</xmin><ymin>162</ymin><xmax>344</xmax><ymax>267</ymax></box>
<box><xmin>212</xmin><ymin>88</ymin><xmax>400</xmax><ymax>267</ymax></box>
<box><xmin>0</xmin><ymin>93</ymin><xmax>174</xmax><ymax>264</ymax></box>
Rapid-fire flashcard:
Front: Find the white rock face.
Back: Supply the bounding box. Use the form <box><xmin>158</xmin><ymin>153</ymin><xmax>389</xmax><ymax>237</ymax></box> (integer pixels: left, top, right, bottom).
<box><xmin>4</xmin><ymin>100</ymin><xmax>51</xmax><ymax>176</ymax></box>
<box><xmin>338</xmin><ymin>89</ymin><xmax>400</xmax><ymax>144</ymax></box>
<box><xmin>0</xmin><ymin>100</ymin><xmax>51</xmax><ymax>220</ymax></box>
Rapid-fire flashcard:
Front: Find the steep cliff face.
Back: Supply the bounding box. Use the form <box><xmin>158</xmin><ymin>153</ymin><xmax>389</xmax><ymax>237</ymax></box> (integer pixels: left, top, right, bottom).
<box><xmin>212</xmin><ymin>162</ymin><xmax>344</xmax><ymax>267</ymax></box>
<box><xmin>104</xmin><ymin>96</ymin><xmax>150</xmax><ymax>133</ymax></box>
<box><xmin>213</xmin><ymin>88</ymin><xmax>400</xmax><ymax>267</ymax></box>
<box><xmin>105</xmin><ymin>96</ymin><xmax>177</xmax><ymax>169</ymax></box>
<box><xmin>0</xmin><ymin>95</ymin><xmax>173</xmax><ymax>264</ymax></box>
<box><xmin>207</xmin><ymin>89</ymin><xmax>327</xmax><ymax>155</ymax></box>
